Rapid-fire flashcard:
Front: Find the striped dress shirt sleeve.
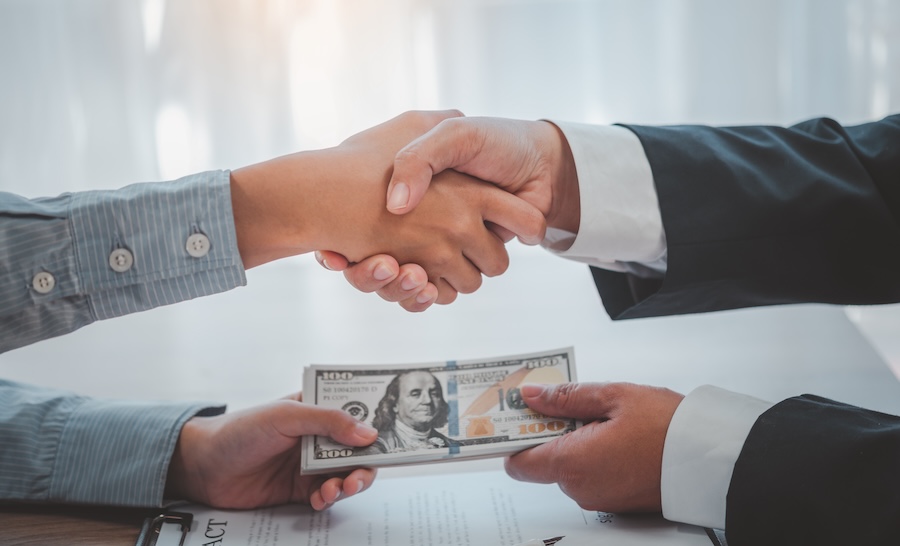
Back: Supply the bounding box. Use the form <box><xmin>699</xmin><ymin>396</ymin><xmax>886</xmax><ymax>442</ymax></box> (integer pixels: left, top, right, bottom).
<box><xmin>0</xmin><ymin>169</ymin><xmax>247</xmax><ymax>353</ymax></box>
<box><xmin>0</xmin><ymin>170</ymin><xmax>243</xmax><ymax>505</ymax></box>
<box><xmin>0</xmin><ymin>379</ymin><xmax>224</xmax><ymax>506</ymax></box>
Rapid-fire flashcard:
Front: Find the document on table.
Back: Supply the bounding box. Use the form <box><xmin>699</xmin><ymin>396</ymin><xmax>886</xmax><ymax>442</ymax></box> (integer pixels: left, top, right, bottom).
<box><xmin>157</xmin><ymin>470</ymin><xmax>712</xmax><ymax>546</ymax></box>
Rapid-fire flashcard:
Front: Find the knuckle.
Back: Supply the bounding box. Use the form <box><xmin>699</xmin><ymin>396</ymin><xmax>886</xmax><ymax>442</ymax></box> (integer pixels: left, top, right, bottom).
<box><xmin>456</xmin><ymin>272</ymin><xmax>483</xmax><ymax>294</ymax></box>
<box><xmin>435</xmin><ymin>286</ymin><xmax>458</xmax><ymax>305</ymax></box>
<box><xmin>484</xmin><ymin>251</ymin><xmax>510</xmax><ymax>278</ymax></box>
<box><xmin>394</xmin><ymin>147</ymin><xmax>425</xmax><ymax>169</ymax></box>
<box><xmin>548</xmin><ymin>382</ymin><xmax>580</xmax><ymax>410</ymax></box>
<box><xmin>343</xmin><ymin>270</ymin><xmax>371</xmax><ymax>293</ymax></box>
<box><xmin>376</xmin><ymin>287</ymin><xmax>402</xmax><ymax>302</ymax></box>
<box><xmin>527</xmin><ymin>210</ymin><xmax>548</xmax><ymax>243</ymax></box>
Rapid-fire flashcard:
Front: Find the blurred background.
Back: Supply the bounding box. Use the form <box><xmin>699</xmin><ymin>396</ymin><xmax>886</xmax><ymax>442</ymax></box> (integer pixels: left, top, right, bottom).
<box><xmin>2</xmin><ymin>0</ymin><xmax>899</xmax><ymax>408</ymax></box>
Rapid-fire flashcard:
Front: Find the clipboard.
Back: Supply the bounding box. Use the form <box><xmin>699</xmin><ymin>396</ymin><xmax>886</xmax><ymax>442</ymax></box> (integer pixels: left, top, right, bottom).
<box><xmin>134</xmin><ymin>511</ymin><xmax>193</xmax><ymax>546</ymax></box>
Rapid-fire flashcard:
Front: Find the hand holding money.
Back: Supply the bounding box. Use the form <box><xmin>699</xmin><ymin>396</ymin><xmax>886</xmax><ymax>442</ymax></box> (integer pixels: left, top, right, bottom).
<box><xmin>301</xmin><ymin>348</ymin><xmax>578</xmax><ymax>473</ymax></box>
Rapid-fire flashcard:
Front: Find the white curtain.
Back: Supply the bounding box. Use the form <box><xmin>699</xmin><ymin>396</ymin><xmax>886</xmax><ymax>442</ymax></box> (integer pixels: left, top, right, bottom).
<box><xmin>0</xmin><ymin>0</ymin><xmax>897</xmax><ymax>195</ymax></box>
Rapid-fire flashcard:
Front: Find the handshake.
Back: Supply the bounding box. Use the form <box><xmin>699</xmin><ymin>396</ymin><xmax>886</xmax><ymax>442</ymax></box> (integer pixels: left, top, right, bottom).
<box><xmin>230</xmin><ymin>110</ymin><xmax>582</xmax><ymax>307</ymax></box>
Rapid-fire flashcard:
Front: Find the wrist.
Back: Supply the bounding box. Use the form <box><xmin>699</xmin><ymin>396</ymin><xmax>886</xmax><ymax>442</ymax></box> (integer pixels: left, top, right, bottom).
<box><xmin>230</xmin><ymin>152</ymin><xmax>327</xmax><ymax>268</ymax></box>
<box><xmin>542</xmin><ymin>122</ymin><xmax>581</xmax><ymax>234</ymax></box>
<box><xmin>164</xmin><ymin>417</ymin><xmax>206</xmax><ymax>503</ymax></box>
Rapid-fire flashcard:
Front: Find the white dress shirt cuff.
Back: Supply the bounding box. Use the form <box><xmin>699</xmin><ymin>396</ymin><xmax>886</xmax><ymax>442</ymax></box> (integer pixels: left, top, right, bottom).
<box><xmin>541</xmin><ymin>122</ymin><xmax>666</xmax><ymax>275</ymax></box>
<box><xmin>661</xmin><ymin>385</ymin><xmax>774</xmax><ymax>530</ymax></box>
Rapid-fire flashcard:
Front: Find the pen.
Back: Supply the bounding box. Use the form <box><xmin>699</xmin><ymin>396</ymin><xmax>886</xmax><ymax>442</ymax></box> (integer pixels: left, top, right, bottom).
<box><xmin>514</xmin><ymin>537</ymin><xmax>565</xmax><ymax>546</ymax></box>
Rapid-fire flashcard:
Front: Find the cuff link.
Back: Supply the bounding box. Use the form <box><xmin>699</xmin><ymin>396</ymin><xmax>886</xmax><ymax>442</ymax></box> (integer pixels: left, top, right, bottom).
<box><xmin>109</xmin><ymin>247</ymin><xmax>135</xmax><ymax>273</ymax></box>
<box><xmin>32</xmin><ymin>271</ymin><xmax>56</xmax><ymax>294</ymax></box>
<box><xmin>186</xmin><ymin>233</ymin><xmax>211</xmax><ymax>258</ymax></box>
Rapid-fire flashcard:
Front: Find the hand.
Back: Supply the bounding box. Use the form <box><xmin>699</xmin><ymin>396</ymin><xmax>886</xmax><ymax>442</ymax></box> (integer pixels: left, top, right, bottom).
<box><xmin>165</xmin><ymin>393</ymin><xmax>378</xmax><ymax>511</ymax></box>
<box><xmin>232</xmin><ymin>111</ymin><xmax>545</xmax><ymax>302</ymax></box>
<box><xmin>504</xmin><ymin>382</ymin><xmax>684</xmax><ymax>513</ymax></box>
<box><xmin>315</xmin><ymin>114</ymin><xmax>576</xmax><ymax>310</ymax></box>
<box><xmin>320</xmin><ymin>115</ymin><xmax>580</xmax><ymax>310</ymax></box>
<box><xmin>386</xmin><ymin>116</ymin><xmax>581</xmax><ymax>235</ymax></box>
<box><xmin>314</xmin><ymin>252</ymin><xmax>438</xmax><ymax>312</ymax></box>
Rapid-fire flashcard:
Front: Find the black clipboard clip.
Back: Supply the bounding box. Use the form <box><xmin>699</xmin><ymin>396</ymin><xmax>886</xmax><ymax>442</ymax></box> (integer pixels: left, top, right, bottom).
<box><xmin>134</xmin><ymin>511</ymin><xmax>194</xmax><ymax>546</ymax></box>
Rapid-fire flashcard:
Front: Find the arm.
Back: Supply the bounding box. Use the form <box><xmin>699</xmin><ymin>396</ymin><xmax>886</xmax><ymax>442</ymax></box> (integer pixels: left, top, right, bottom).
<box><xmin>329</xmin><ymin>114</ymin><xmax>900</xmax><ymax>317</ymax></box>
<box><xmin>504</xmin><ymin>382</ymin><xmax>900</xmax><ymax>545</ymax></box>
<box><xmin>726</xmin><ymin>394</ymin><xmax>900</xmax><ymax>545</ymax></box>
<box><xmin>0</xmin><ymin>172</ymin><xmax>245</xmax><ymax>353</ymax></box>
<box><xmin>596</xmin><ymin>114</ymin><xmax>900</xmax><ymax>318</ymax></box>
<box><xmin>0</xmin><ymin>380</ymin><xmax>376</xmax><ymax>509</ymax></box>
<box><xmin>1</xmin><ymin>111</ymin><xmax>544</xmax><ymax>352</ymax></box>
<box><xmin>0</xmin><ymin>379</ymin><xmax>218</xmax><ymax>506</ymax></box>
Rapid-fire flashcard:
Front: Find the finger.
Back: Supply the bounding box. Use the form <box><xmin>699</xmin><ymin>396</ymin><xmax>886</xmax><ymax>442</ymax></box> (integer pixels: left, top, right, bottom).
<box><xmin>342</xmin><ymin>468</ymin><xmax>377</xmax><ymax>497</ymax></box>
<box><xmin>486</xmin><ymin>222</ymin><xmax>516</xmax><ymax>243</ymax></box>
<box><xmin>387</xmin><ymin>117</ymin><xmax>484</xmax><ymax>214</ymax></box>
<box><xmin>433</xmin><ymin>278</ymin><xmax>459</xmax><ymax>304</ymax></box>
<box><xmin>504</xmin><ymin>435</ymin><xmax>569</xmax><ymax>484</ymax></box>
<box><xmin>315</xmin><ymin>250</ymin><xmax>350</xmax><ymax>272</ymax></box>
<box><xmin>340</xmin><ymin>255</ymin><xmax>401</xmax><ymax>293</ymax></box>
<box><xmin>271</xmin><ymin>403</ymin><xmax>378</xmax><ymax>447</ymax></box>
<box><xmin>481</xmin><ymin>188</ymin><xmax>547</xmax><ymax>246</ymax></box>
<box><xmin>460</xmin><ymin>227</ymin><xmax>509</xmax><ymax>279</ymax></box>
<box><xmin>309</xmin><ymin>489</ymin><xmax>329</xmax><ymax>511</ymax></box>
<box><xmin>319</xmin><ymin>477</ymin><xmax>345</xmax><ymax>505</ymax></box>
<box><xmin>519</xmin><ymin>382</ymin><xmax>617</xmax><ymax>420</ymax></box>
<box><xmin>436</xmin><ymin>257</ymin><xmax>482</xmax><ymax>296</ymax></box>
<box><xmin>370</xmin><ymin>264</ymin><xmax>429</xmax><ymax>302</ymax></box>
<box><xmin>505</xmin><ymin>420</ymin><xmax>604</xmax><ymax>485</ymax></box>
<box><xmin>397</xmin><ymin>283</ymin><xmax>439</xmax><ymax>312</ymax></box>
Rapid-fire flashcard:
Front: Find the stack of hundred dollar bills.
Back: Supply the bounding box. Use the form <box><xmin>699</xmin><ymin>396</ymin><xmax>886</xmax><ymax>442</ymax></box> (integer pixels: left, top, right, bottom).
<box><xmin>301</xmin><ymin>347</ymin><xmax>578</xmax><ymax>474</ymax></box>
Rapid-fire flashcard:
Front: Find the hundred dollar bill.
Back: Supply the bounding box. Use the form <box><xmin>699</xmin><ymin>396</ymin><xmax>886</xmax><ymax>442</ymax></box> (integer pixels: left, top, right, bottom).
<box><xmin>300</xmin><ymin>347</ymin><xmax>577</xmax><ymax>474</ymax></box>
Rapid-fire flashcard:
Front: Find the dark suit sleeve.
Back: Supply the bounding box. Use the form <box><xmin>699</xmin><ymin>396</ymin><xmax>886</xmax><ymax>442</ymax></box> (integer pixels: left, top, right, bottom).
<box><xmin>724</xmin><ymin>395</ymin><xmax>900</xmax><ymax>545</ymax></box>
<box><xmin>590</xmin><ymin>115</ymin><xmax>900</xmax><ymax>319</ymax></box>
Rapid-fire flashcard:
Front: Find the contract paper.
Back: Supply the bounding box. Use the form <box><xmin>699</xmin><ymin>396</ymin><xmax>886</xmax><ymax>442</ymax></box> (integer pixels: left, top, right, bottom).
<box><xmin>158</xmin><ymin>470</ymin><xmax>711</xmax><ymax>546</ymax></box>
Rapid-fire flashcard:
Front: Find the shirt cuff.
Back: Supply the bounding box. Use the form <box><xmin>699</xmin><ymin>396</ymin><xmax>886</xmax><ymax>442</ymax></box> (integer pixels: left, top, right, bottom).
<box><xmin>661</xmin><ymin>385</ymin><xmax>774</xmax><ymax>530</ymax></box>
<box><xmin>52</xmin><ymin>398</ymin><xmax>225</xmax><ymax>506</ymax></box>
<box><xmin>541</xmin><ymin>122</ymin><xmax>666</xmax><ymax>275</ymax></box>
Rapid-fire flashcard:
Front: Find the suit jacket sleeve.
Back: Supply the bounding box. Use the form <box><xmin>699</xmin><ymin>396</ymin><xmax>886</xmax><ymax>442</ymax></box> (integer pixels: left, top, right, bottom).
<box><xmin>590</xmin><ymin>115</ymin><xmax>900</xmax><ymax>319</ymax></box>
<box><xmin>725</xmin><ymin>395</ymin><xmax>900</xmax><ymax>545</ymax></box>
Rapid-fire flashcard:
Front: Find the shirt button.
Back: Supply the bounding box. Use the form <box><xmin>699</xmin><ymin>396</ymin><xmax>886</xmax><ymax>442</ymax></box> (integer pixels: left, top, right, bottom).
<box><xmin>108</xmin><ymin>248</ymin><xmax>134</xmax><ymax>273</ymax></box>
<box><xmin>32</xmin><ymin>271</ymin><xmax>56</xmax><ymax>294</ymax></box>
<box><xmin>186</xmin><ymin>233</ymin><xmax>211</xmax><ymax>258</ymax></box>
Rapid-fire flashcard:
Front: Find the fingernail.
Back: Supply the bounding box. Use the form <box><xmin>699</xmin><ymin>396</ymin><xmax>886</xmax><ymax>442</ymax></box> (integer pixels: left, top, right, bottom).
<box><xmin>314</xmin><ymin>251</ymin><xmax>327</xmax><ymax>268</ymax></box>
<box><xmin>373</xmin><ymin>263</ymin><xmax>393</xmax><ymax>281</ymax></box>
<box><xmin>355</xmin><ymin>480</ymin><xmax>364</xmax><ymax>494</ymax></box>
<box><xmin>400</xmin><ymin>273</ymin><xmax>420</xmax><ymax>291</ymax></box>
<box><xmin>355</xmin><ymin>422</ymin><xmax>377</xmax><ymax>439</ymax></box>
<box><xmin>333</xmin><ymin>490</ymin><xmax>343</xmax><ymax>501</ymax></box>
<box><xmin>415</xmin><ymin>291</ymin><xmax>434</xmax><ymax>304</ymax></box>
<box><xmin>316</xmin><ymin>252</ymin><xmax>335</xmax><ymax>271</ymax></box>
<box><xmin>520</xmin><ymin>383</ymin><xmax>546</xmax><ymax>398</ymax></box>
<box><xmin>387</xmin><ymin>182</ymin><xmax>409</xmax><ymax>211</ymax></box>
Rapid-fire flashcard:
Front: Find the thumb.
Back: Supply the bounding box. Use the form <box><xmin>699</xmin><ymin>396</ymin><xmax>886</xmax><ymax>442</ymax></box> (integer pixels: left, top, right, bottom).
<box><xmin>272</xmin><ymin>403</ymin><xmax>378</xmax><ymax>447</ymax></box>
<box><xmin>387</xmin><ymin>116</ymin><xmax>482</xmax><ymax>214</ymax></box>
<box><xmin>519</xmin><ymin>382</ymin><xmax>617</xmax><ymax>420</ymax></box>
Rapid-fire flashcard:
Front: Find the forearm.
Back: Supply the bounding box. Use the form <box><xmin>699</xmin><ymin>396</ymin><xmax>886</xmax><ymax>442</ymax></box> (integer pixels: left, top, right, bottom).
<box><xmin>0</xmin><ymin>171</ymin><xmax>246</xmax><ymax>353</ymax></box>
<box><xmin>0</xmin><ymin>380</ymin><xmax>223</xmax><ymax>506</ymax></box>
<box><xmin>612</xmin><ymin>115</ymin><xmax>900</xmax><ymax>318</ymax></box>
<box><xmin>229</xmin><ymin>148</ymin><xmax>377</xmax><ymax>268</ymax></box>
<box><xmin>728</xmin><ymin>395</ymin><xmax>900</xmax><ymax>544</ymax></box>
